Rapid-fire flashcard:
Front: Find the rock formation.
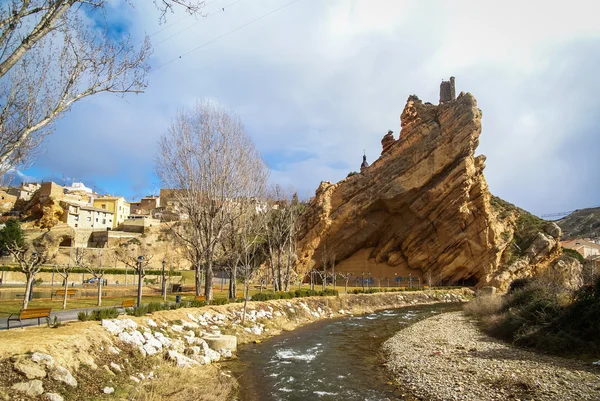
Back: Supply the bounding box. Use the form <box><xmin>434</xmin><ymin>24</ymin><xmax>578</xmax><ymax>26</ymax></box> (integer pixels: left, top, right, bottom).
<box><xmin>297</xmin><ymin>91</ymin><xmax>568</xmax><ymax>290</ymax></box>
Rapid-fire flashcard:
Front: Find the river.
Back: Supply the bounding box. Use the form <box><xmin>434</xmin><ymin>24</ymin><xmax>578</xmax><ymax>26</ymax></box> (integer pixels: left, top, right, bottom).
<box><xmin>228</xmin><ymin>302</ymin><xmax>461</xmax><ymax>401</ymax></box>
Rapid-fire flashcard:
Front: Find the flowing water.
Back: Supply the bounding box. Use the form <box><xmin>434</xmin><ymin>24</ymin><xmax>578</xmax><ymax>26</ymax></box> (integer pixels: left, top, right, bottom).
<box><xmin>229</xmin><ymin>303</ymin><xmax>461</xmax><ymax>401</ymax></box>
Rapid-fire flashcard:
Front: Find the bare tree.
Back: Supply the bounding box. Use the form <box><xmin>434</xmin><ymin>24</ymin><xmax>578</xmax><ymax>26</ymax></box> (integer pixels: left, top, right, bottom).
<box><xmin>54</xmin><ymin>262</ymin><xmax>74</xmax><ymax>310</ymax></box>
<box><xmin>7</xmin><ymin>244</ymin><xmax>47</xmax><ymax>309</ymax></box>
<box><xmin>0</xmin><ymin>0</ymin><xmax>203</xmax><ymax>176</ymax></box>
<box><xmin>156</xmin><ymin>100</ymin><xmax>267</xmax><ymax>301</ymax></box>
<box><xmin>114</xmin><ymin>240</ymin><xmax>152</xmax><ymax>307</ymax></box>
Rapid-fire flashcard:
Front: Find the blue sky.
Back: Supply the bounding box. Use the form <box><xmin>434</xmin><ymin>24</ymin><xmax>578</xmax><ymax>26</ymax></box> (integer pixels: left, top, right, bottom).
<box><xmin>15</xmin><ymin>0</ymin><xmax>600</xmax><ymax>216</ymax></box>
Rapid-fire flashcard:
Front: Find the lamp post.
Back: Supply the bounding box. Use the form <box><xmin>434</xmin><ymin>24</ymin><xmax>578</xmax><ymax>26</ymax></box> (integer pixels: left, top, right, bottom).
<box><xmin>408</xmin><ymin>273</ymin><xmax>412</xmax><ymax>289</ymax></box>
<box><xmin>136</xmin><ymin>255</ymin><xmax>145</xmax><ymax>307</ymax></box>
<box><xmin>386</xmin><ymin>277</ymin><xmax>390</xmax><ymax>289</ymax></box>
<box><xmin>367</xmin><ymin>272</ymin><xmax>371</xmax><ymax>291</ymax></box>
<box><xmin>161</xmin><ymin>259</ymin><xmax>167</xmax><ymax>303</ymax></box>
<box><xmin>361</xmin><ymin>272</ymin><xmax>365</xmax><ymax>292</ymax></box>
<box><xmin>395</xmin><ymin>273</ymin><xmax>398</xmax><ymax>288</ymax></box>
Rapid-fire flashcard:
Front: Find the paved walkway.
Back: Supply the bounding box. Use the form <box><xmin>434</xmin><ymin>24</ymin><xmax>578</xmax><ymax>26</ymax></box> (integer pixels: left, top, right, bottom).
<box><xmin>0</xmin><ymin>306</ymin><xmax>113</xmax><ymax>330</ymax></box>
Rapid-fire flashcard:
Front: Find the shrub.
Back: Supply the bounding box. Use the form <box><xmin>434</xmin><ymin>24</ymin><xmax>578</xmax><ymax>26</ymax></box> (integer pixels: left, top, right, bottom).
<box><xmin>210</xmin><ymin>298</ymin><xmax>228</xmax><ymax>306</ymax></box>
<box><xmin>77</xmin><ymin>308</ymin><xmax>119</xmax><ymax>321</ymax></box>
<box><xmin>562</xmin><ymin>247</ymin><xmax>585</xmax><ymax>265</ymax></box>
<box><xmin>507</xmin><ymin>278</ymin><xmax>533</xmax><ymax>293</ymax></box>
<box><xmin>463</xmin><ymin>295</ymin><xmax>503</xmax><ymax>317</ymax></box>
<box><xmin>189</xmin><ymin>300</ymin><xmax>207</xmax><ymax>308</ymax></box>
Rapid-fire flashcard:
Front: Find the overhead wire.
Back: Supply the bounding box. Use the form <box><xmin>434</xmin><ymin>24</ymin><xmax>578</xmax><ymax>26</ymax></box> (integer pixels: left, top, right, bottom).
<box><xmin>152</xmin><ymin>0</ymin><xmax>303</xmax><ymax>72</ymax></box>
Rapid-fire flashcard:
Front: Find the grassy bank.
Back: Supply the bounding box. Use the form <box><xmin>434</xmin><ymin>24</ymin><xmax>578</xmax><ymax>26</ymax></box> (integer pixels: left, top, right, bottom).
<box><xmin>465</xmin><ymin>277</ymin><xmax>600</xmax><ymax>359</ymax></box>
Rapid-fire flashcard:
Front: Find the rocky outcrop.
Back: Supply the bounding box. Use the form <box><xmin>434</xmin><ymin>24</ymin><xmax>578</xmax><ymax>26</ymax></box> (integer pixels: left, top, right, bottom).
<box><xmin>297</xmin><ymin>92</ymin><xmax>566</xmax><ymax>290</ymax></box>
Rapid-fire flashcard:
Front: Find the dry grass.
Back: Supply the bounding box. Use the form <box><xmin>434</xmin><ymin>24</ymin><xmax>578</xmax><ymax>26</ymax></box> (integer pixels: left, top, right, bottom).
<box><xmin>463</xmin><ymin>295</ymin><xmax>503</xmax><ymax>317</ymax></box>
<box><xmin>136</xmin><ymin>363</ymin><xmax>236</xmax><ymax>401</ymax></box>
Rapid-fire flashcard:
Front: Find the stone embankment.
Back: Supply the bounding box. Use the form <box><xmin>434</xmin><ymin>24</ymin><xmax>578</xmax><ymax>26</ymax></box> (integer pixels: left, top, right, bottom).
<box><xmin>383</xmin><ymin>311</ymin><xmax>600</xmax><ymax>401</ymax></box>
<box><xmin>0</xmin><ymin>290</ymin><xmax>469</xmax><ymax>400</ymax></box>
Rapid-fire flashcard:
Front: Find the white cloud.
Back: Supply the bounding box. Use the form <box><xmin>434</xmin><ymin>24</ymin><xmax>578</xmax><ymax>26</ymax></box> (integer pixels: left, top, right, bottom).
<box><xmin>22</xmin><ymin>0</ymin><xmax>600</xmax><ymax>214</ymax></box>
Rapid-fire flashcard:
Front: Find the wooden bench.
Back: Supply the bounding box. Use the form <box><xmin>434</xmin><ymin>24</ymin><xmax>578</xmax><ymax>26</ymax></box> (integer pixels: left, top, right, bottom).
<box><xmin>51</xmin><ymin>289</ymin><xmax>77</xmax><ymax>300</ymax></box>
<box><xmin>115</xmin><ymin>299</ymin><xmax>135</xmax><ymax>314</ymax></box>
<box><xmin>7</xmin><ymin>308</ymin><xmax>52</xmax><ymax>329</ymax></box>
<box><xmin>194</xmin><ymin>295</ymin><xmax>206</xmax><ymax>302</ymax></box>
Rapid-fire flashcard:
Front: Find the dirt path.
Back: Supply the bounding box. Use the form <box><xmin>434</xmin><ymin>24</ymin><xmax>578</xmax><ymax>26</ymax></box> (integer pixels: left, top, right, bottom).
<box><xmin>383</xmin><ymin>311</ymin><xmax>600</xmax><ymax>401</ymax></box>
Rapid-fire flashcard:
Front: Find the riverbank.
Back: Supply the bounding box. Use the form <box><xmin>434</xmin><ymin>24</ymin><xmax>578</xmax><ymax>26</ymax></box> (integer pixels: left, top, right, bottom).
<box><xmin>0</xmin><ymin>289</ymin><xmax>470</xmax><ymax>400</ymax></box>
<box><xmin>383</xmin><ymin>311</ymin><xmax>600</xmax><ymax>401</ymax></box>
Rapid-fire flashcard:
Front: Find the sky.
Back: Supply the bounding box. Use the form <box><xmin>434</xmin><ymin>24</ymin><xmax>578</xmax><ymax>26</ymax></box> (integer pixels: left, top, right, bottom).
<box><xmin>15</xmin><ymin>0</ymin><xmax>600</xmax><ymax>217</ymax></box>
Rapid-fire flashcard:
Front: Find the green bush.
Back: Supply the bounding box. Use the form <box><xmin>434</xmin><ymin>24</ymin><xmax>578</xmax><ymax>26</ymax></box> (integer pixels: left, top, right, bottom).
<box><xmin>77</xmin><ymin>308</ymin><xmax>119</xmax><ymax>321</ymax></box>
<box><xmin>562</xmin><ymin>247</ymin><xmax>585</xmax><ymax>265</ymax></box>
<box><xmin>189</xmin><ymin>299</ymin><xmax>207</xmax><ymax>308</ymax></box>
<box><xmin>210</xmin><ymin>298</ymin><xmax>228</xmax><ymax>305</ymax></box>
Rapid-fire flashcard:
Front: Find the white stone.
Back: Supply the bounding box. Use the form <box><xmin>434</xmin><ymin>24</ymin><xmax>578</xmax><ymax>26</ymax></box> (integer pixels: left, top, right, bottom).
<box><xmin>167</xmin><ymin>350</ymin><xmax>200</xmax><ymax>368</ymax></box>
<box><xmin>50</xmin><ymin>366</ymin><xmax>77</xmax><ymax>387</ymax></box>
<box><xmin>338</xmin><ymin>309</ymin><xmax>345</xmax><ymax>314</ymax></box>
<box><xmin>103</xmin><ymin>387</ymin><xmax>115</xmax><ymax>394</ymax></box>
<box><xmin>171</xmin><ymin>324</ymin><xmax>183</xmax><ymax>333</ymax></box>
<box><xmin>146</xmin><ymin>319</ymin><xmax>158</xmax><ymax>327</ymax></box>
<box><xmin>187</xmin><ymin>313</ymin><xmax>199</xmax><ymax>322</ymax></box>
<box><xmin>31</xmin><ymin>353</ymin><xmax>55</xmax><ymax>368</ymax></box>
<box><xmin>274</xmin><ymin>311</ymin><xmax>283</xmax><ymax>317</ymax></box>
<box><xmin>42</xmin><ymin>392</ymin><xmax>64</xmax><ymax>401</ymax></box>
<box><xmin>218</xmin><ymin>349</ymin><xmax>233</xmax><ymax>358</ymax></box>
<box><xmin>119</xmin><ymin>330</ymin><xmax>145</xmax><ymax>347</ymax></box>
<box><xmin>183</xmin><ymin>321</ymin><xmax>200</xmax><ymax>329</ymax></box>
<box><xmin>12</xmin><ymin>380</ymin><xmax>44</xmax><ymax>396</ymax></box>
<box><xmin>109</xmin><ymin>362</ymin><xmax>122</xmax><ymax>373</ymax></box>
<box><xmin>102</xmin><ymin>319</ymin><xmax>122</xmax><ymax>335</ymax></box>
<box><xmin>142</xmin><ymin>343</ymin><xmax>160</xmax><ymax>356</ymax></box>
<box><xmin>153</xmin><ymin>332</ymin><xmax>171</xmax><ymax>347</ymax></box>
<box><xmin>129</xmin><ymin>376</ymin><xmax>140</xmax><ymax>383</ymax></box>
<box><xmin>108</xmin><ymin>346</ymin><xmax>120</xmax><ymax>355</ymax></box>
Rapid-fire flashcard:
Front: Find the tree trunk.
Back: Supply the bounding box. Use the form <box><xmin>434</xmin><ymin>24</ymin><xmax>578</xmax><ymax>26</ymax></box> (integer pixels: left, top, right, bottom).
<box><xmin>22</xmin><ymin>274</ymin><xmax>34</xmax><ymax>309</ymax></box>
<box><xmin>228</xmin><ymin>265</ymin><xmax>237</xmax><ymax>300</ymax></box>
<box><xmin>285</xmin><ymin>241</ymin><xmax>292</xmax><ymax>292</ymax></box>
<box><xmin>195</xmin><ymin>265</ymin><xmax>202</xmax><ymax>296</ymax></box>
<box><xmin>97</xmin><ymin>278</ymin><xmax>102</xmax><ymax>307</ymax></box>
<box><xmin>137</xmin><ymin>271</ymin><xmax>143</xmax><ymax>308</ymax></box>
<box><xmin>241</xmin><ymin>275</ymin><xmax>249</xmax><ymax>326</ymax></box>
<box><xmin>205</xmin><ymin>260</ymin><xmax>213</xmax><ymax>301</ymax></box>
<box><xmin>276</xmin><ymin>248</ymin><xmax>283</xmax><ymax>291</ymax></box>
<box><xmin>62</xmin><ymin>277</ymin><xmax>68</xmax><ymax>310</ymax></box>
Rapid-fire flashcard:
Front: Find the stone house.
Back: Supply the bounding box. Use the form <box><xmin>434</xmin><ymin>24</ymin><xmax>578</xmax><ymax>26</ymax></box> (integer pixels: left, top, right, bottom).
<box><xmin>59</xmin><ymin>201</ymin><xmax>115</xmax><ymax>230</ymax></box>
<box><xmin>93</xmin><ymin>196</ymin><xmax>131</xmax><ymax>229</ymax></box>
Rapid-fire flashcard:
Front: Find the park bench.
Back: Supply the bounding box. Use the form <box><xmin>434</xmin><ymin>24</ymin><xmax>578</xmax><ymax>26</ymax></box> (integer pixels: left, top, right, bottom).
<box><xmin>7</xmin><ymin>308</ymin><xmax>52</xmax><ymax>329</ymax></box>
<box><xmin>50</xmin><ymin>288</ymin><xmax>77</xmax><ymax>300</ymax></box>
<box><xmin>194</xmin><ymin>295</ymin><xmax>206</xmax><ymax>302</ymax></box>
<box><xmin>115</xmin><ymin>299</ymin><xmax>135</xmax><ymax>314</ymax></box>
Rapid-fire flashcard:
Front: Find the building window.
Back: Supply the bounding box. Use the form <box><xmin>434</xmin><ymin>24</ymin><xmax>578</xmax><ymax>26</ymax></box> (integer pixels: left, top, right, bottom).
<box><xmin>102</xmin><ymin>219</ymin><xmax>106</xmax><ymax>224</ymax></box>
<box><xmin>74</xmin><ymin>216</ymin><xmax>79</xmax><ymax>221</ymax></box>
<box><xmin>96</xmin><ymin>218</ymin><xmax>98</xmax><ymax>222</ymax></box>
<box><xmin>101</xmin><ymin>204</ymin><xmax>106</xmax><ymax>209</ymax></box>
<box><xmin>87</xmin><ymin>217</ymin><xmax>91</xmax><ymax>222</ymax></box>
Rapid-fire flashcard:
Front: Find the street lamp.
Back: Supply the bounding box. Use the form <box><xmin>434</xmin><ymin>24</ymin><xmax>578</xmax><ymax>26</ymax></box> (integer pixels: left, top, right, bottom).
<box><xmin>361</xmin><ymin>272</ymin><xmax>365</xmax><ymax>292</ymax></box>
<box><xmin>408</xmin><ymin>272</ymin><xmax>412</xmax><ymax>289</ymax></box>
<box><xmin>395</xmin><ymin>273</ymin><xmax>398</xmax><ymax>288</ymax></box>
<box><xmin>367</xmin><ymin>272</ymin><xmax>371</xmax><ymax>291</ymax></box>
<box><xmin>161</xmin><ymin>259</ymin><xmax>167</xmax><ymax>303</ymax></box>
<box><xmin>136</xmin><ymin>255</ymin><xmax>145</xmax><ymax>307</ymax></box>
<box><xmin>386</xmin><ymin>277</ymin><xmax>390</xmax><ymax>289</ymax></box>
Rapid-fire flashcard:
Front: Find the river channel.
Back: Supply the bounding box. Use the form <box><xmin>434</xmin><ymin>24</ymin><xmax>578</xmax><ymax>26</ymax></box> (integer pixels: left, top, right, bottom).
<box><xmin>228</xmin><ymin>302</ymin><xmax>461</xmax><ymax>401</ymax></box>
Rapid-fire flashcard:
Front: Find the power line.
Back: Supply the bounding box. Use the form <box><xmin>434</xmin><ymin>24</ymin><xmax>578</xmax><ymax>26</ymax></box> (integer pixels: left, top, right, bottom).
<box><xmin>153</xmin><ymin>0</ymin><xmax>244</xmax><ymax>48</ymax></box>
<box><xmin>153</xmin><ymin>0</ymin><xmax>303</xmax><ymax>72</ymax></box>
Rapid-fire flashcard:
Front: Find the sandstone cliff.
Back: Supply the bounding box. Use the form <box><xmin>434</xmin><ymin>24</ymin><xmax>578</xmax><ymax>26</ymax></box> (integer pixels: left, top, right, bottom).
<box><xmin>297</xmin><ymin>92</ymin><xmax>568</xmax><ymax>290</ymax></box>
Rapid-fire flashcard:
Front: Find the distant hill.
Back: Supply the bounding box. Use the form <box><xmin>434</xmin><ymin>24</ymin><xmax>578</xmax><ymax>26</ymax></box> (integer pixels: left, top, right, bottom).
<box><xmin>556</xmin><ymin>207</ymin><xmax>600</xmax><ymax>240</ymax></box>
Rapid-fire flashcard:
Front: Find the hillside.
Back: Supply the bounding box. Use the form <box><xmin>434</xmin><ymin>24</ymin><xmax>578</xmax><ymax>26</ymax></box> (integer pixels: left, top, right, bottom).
<box><xmin>556</xmin><ymin>207</ymin><xmax>600</xmax><ymax>240</ymax></box>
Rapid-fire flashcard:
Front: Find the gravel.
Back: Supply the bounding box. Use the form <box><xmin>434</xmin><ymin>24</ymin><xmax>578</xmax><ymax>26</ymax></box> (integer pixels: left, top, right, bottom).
<box><xmin>383</xmin><ymin>311</ymin><xmax>600</xmax><ymax>401</ymax></box>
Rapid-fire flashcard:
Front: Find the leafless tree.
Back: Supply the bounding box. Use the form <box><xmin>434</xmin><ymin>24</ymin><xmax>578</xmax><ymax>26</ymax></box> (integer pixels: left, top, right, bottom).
<box><xmin>53</xmin><ymin>262</ymin><xmax>74</xmax><ymax>310</ymax></box>
<box><xmin>0</xmin><ymin>0</ymin><xmax>204</xmax><ymax>176</ymax></box>
<box><xmin>266</xmin><ymin>187</ymin><xmax>303</xmax><ymax>291</ymax></box>
<box><xmin>7</xmin><ymin>244</ymin><xmax>47</xmax><ymax>309</ymax></box>
<box><xmin>114</xmin><ymin>240</ymin><xmax>152</xmax><ymax>307</ymax></box>
<box><xmin>156</xmin><ymin>100</ymin><xmax>267</xmax><ymax>301</ymax></box>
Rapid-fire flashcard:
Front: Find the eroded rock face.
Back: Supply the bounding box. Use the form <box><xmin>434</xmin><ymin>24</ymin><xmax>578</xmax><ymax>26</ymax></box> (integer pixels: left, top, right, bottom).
<box><xmin>297</xmin><ymin>93</ymin><xmax>564</xmax><ymax>290</ymax></box>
